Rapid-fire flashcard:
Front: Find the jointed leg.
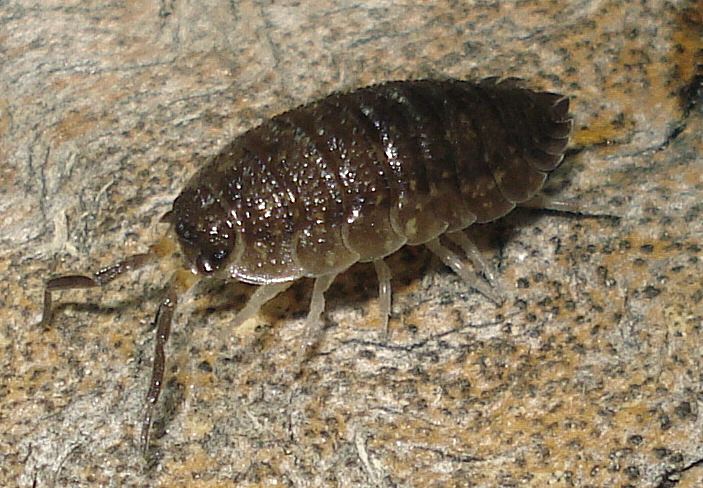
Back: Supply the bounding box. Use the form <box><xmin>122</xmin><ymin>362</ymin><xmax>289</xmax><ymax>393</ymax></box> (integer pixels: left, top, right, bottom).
<box><xmin>373</xmin><ymin>259</ymin><xmax>392</xmax><ymax>336</ymax></box>
<box><xmin>231</xmin><ymin>282</ymin><xmax>293</xmax><ymax>328</ymax></box>
<box><xmin>299</xmin><ymin>273</ymin><xmax>338</xmax><ymax>354</ymax></box>
<box><xmin>519</xmin><ymin>193</ymin><xmax>621</xmax><ymax>218</ymax></box>
<box><xmin>425</xmin><ymin>238</ymin><xmax>503</xmax><ymax>305</ymax></box>
<box><xmin>307</xmin><ymin>274</ymin><xmax>337</xmax><ymax>330</ymax></box>
<box><xmin>445</xmin><ymin>231</ymin><xmax>505</xmax><ymax>297</ymax></box>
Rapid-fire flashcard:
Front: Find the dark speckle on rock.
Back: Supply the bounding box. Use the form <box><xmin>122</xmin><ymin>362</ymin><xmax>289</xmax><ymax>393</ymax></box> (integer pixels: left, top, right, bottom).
<box><xmin>641</xmin><ymin>285</ymin><xmax>662</xmax><ymax>298</ymax></box>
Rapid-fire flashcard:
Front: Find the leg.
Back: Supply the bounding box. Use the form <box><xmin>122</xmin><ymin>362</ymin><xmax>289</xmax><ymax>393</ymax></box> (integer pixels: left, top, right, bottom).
<box><xmin>286</xmin><ymin>273</ymin><xmax>337</xmax><ymax>374</ymax></box>
<box><xmin>140</xmin><ymin>269</ymin><xmax>196</xmax><ymax>453</ymax></box>
<box><xmin>373</xmin><ymin>259</ymin><xmax>392</xmax><ymax>337</ymax></box>
<box><xmin>306</xmin><ymin>274</ymin><xmax>337</xmax><ymax>330</ymax></box>
<box><xmin>301</xmin><ymin>273</ymin><xmax>337</xmax><ymax>349</ymax></box>
<box><xmin>425</xmin><ymin>238</ymin><xmax>503</xmax><ymax>305</ymax></box>
<box><xmin>519</xmin><ymin>193</ymin><xmax>622</xmax><ymax>218</ymax></box>
<box><xmin>40</xmin><ymin>252</ymin><xmax>154</xmax><ymax>327</ymax></box>
<box><xmin>445</xmin><ymin>231</ymin><xmax>505</xmax><ymax>297</ymax></box>
<box><xmin>231</xmin><ymin>282</ymin><xmax>293</xmax><ymax>328</ymax></box>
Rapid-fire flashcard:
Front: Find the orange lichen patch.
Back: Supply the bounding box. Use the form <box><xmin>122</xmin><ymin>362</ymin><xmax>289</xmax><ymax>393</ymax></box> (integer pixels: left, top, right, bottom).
<box><xmin>51</xmin><ymin>109</ymin><xmax>102</xmax><ymax>142</ymax></box>
<box><xmin>672</xmin><ymin>1</ymin><xmax>703</xmax><ymax>84</ymax></box>
<box><xmin>3</xmin><ymin>331</ymin><xmax>80</xmax><ymax>419</ymax></box>
<box><xmin>173</xmin><ymin>350</ymin><xmax>218</xmax><ymax>405</ymax></box>
<box><xmin>173</xmin><ymin>267</ymin><xmax>199</xmax><ymax>295</ymax></box>
<box><xmin>0</xmin><ymin>98</ymin><xmax>10</xmax><ymax>137</ymax></box>
<box><xmin>343</xmin><ymin>252</ymin><xmax>697</xmax><ymax>482</ymax></box>
<box><xmin>151</xmin><ymin>231</ymin><xmax>180</xmax><ymax>259</ymax></box>
<box><xmin>3</xmin><ymin>368</ymin><xmax>50</xmax><ymax>407</ymax></box>
<box><xmin>600</xmin><ymin>232</ymin><xmax>696</xmax><ymax>277</ymax></box>
<box><xmin>0</xmin><ymin>163</ymin><xmax>15</xmax><ymax>194</ymax></box>
<box><xmin>15</xmin><ymin>288</ymin><xmax>39</xmax><ymax>316</ymax></box>
<box><xmin>104</xmin><ymin>327</ymin><xmax>137</xmax><ymax>361</ymax></box>
<box><xmin>555</xmin><ymin>2</ymin><xmax>700</xmax><ymax>141</ymax></box>
<box><xmin>160</xmin><ymin>445</ymin><xmax>230</xmax><ymax>487</ymax></box>
<box><xmin>572</xmin><ymin>119</ymin><xmax>634</xmax><ymax>147</ymax></box>
<box><xmin>682</xmin><ymin>0</ymin><xmax>703</xmax><ymax>26</ymax></box>
<box><xmin>680</xmin><ymin>163</ymin><xmax>703</xmax><ymax>188</ymax></box>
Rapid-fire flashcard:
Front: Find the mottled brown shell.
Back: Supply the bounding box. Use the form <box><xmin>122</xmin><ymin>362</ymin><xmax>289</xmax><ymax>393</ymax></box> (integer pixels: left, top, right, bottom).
<box><xmin>169</xmin><ymin>78</ymin><xmax>572</xmax><ymax>284</ymax></box>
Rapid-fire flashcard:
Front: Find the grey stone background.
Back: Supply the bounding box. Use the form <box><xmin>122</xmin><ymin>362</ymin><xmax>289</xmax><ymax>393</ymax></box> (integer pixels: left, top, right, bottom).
<box><xmin>1</xmin><ymin>1</ymin><xmax>701</xmax><ymax>486</ymax></box>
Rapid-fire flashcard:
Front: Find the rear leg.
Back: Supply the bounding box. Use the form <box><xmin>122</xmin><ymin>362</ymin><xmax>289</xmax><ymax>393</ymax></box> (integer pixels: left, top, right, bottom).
<box><xmin>445</xmin><ymin>231</ymin><xmax>505</xmax><ymax>298</ymax></box>
<box><xmin>306</xmin><ymin>274</ymin><xmax>336</xmax><ymax>332</ymax></box>
<box><xmin>425</xmin><ymin>238</ymin><xmax>503</xmax><ymax>305</ymax></box>
<box><xmin>519</xmin><ymin>193</ymin><xmax>622</xmax><ymax>218</ymax></box>
<box><xmin>373</xmin><ymin>259</ymin><xmax>392</xmax><ymax>337</ymax></box>
<box><xmin>300</xmin><ymin>261</ymin><xmax>392</xmax><ymax>354</ymax></box>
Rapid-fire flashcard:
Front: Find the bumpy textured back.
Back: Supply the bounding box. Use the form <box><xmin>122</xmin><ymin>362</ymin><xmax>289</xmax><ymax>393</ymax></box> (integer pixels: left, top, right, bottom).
<box><xmin>170</xmin><ymin>79</ymin><xmax>572</xmax><ymax>283</ymax></box>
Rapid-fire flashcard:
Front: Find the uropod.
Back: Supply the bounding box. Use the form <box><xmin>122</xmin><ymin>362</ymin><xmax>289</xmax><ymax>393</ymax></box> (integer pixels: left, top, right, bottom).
<box><xmin>41</xmin><ymin>77</ymin><xmax>581</xmax><ymax>450</ymax></box>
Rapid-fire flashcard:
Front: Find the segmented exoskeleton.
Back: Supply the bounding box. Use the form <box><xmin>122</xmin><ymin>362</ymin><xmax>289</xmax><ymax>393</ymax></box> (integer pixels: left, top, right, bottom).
<box><xmin>41</xmin><ymin>77</ymin><xmax>573</xmax><ymax>450</ymax></box>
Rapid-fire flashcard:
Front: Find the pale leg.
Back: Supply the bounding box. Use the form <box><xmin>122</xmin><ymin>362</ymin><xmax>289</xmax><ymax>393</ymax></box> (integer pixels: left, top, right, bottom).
<box><xmin>446</xmin><ymin>231</ymin><xmax>505</xmax><ymax>298</ymax></box>
<box><xmin>296</xmin><ymin>273</ymin><xmax>338</xmax><ymax>359</ymax></box>
<box><xmin>519</xmin><ymin>193</ymin><xmax>621</xmax><ymax>218</ymax></box>
<box><xmin>425</xmin><ymin>238</ymin><xmax>503</xmax><ymax>305</ymax></box>
<box><xmin>373</xmin><ymin>259</ymin><xmax>392</xmax><ymax>336</ymax></box>
<box><xmin>306</xmin><ymin>274</ymin><xmax>337</xmax><ymax>331</ymax></box>
<box><xmin>231</xmin><ymin>282</ymin><xmax>293</xmax><ymax>328</ymax></box>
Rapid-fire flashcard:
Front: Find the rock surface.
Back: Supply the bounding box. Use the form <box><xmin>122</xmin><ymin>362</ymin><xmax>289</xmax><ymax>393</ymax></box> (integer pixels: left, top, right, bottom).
<box><xmin>1</xmin><ymin>1</ymin><xmax>702</xmax><ymax>486</ymax></box>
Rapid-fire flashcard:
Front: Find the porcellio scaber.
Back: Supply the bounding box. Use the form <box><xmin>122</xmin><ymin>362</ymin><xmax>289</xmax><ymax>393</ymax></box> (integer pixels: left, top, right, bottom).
<box><xmin>41</xmin><ymin>77</ymin><xmax>575</xmax><ymax>450</ymax></box>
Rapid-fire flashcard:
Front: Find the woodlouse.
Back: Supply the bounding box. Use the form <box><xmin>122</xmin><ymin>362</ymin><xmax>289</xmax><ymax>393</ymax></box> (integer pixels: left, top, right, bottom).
<box><xmin>41</xmin><ymin>77</ymin><xmax>576</xmax><ymax>450</ymax></box>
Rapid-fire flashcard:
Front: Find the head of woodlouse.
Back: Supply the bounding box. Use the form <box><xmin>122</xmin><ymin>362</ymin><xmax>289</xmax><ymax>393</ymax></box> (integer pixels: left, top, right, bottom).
<box><xmin>170</xmin><ymin>185</ymin><xmax>235</xmax><ymax>275</ymax></box>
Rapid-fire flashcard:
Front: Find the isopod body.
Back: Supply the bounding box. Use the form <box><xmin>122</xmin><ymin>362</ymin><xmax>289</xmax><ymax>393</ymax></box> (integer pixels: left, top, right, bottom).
<box><xmin>171</xmin><ymin>78</ymin><xmax>571</xmax><ymax>281</ymax></box>
<box><xmin>41</xmin><ymin>77</ymin><xmax>573</xmax><ymax>450</ymax></box>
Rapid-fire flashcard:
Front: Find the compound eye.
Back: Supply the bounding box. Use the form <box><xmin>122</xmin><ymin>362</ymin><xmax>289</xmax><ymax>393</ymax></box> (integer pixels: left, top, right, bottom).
<box><xmin>176</xmin><ymin>221</ymin><xmax>197</xmax><ymax>244</ymax></box>
<box><xmin>195</xmin><ymin>248</ymin><xmax>229</xmax><ymax>274</ymax></box>
<box><xmin>212</xmin><ymin>249</ymin><xmax>228</xmax><ymax>262</ymax></box>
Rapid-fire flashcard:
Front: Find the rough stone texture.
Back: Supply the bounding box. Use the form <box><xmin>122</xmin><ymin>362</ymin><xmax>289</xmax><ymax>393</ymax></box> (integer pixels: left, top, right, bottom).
<box><xmin>1</xmin><ymin>1</ymin><xmax>702</xmax><ymax>486</ymax></box>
